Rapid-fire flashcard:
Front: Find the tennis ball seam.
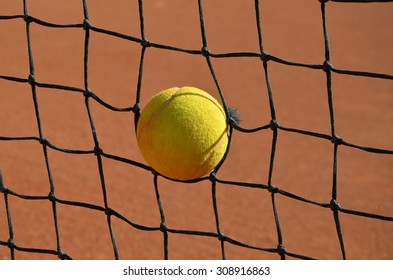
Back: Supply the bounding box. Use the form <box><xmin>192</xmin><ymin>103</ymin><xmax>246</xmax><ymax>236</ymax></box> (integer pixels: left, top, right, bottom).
<box><xmin>137</xmin><ymin>87</ymin><xmax>181</xmax><ymax>138</ymax></box>
<box><xmin>189</xmin><ymin>128</ymin><xmax>228</xmax><ymax>179</ymax></box>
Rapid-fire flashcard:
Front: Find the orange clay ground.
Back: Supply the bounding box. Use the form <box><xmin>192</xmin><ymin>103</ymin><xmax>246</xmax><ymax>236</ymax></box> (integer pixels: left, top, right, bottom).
<box><xmin>0</xmin><ymin>0</ymin><xmax>392</xmax><ymax>259</ymax></box>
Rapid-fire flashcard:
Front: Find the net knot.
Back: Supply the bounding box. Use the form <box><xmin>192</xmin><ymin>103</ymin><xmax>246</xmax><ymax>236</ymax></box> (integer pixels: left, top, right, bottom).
<box><xmin>28</xmin><ymin>74</ymin><xmax>36</xmax><ymax>85</ymax></box>
<box><xmin>331</xmin><ymin>135</ymin><xmax>343</xmax><ymax>145</ymax></box>
<box><xmin>133</xmin><ymin>103</ymin><xmax>140</xmax><ymax>113</ymax></box>
<box><xmin>160</xmin><ymin>222</ymin><xmax>168</xmax><ymax>232</ymax></box>
<box><xmin>323</xmin><ymin>60</ymin><xmax>333</xmax><ymax>72</ymax></box>
<box><xmin>83</xmin><ymin>19</ymin><xmax>92</xmax><ymax>30</ymax></box>
<box><xmin>151</xmin><ymin>169</ymin><xmax>160</xmax><ymax>177</ymax></box>
<box><xmin>268</xmin><ymin>185</ymin><xmax>278</xmax><ymax>193</ymax></box>
<box><xmin>269</xmin><ymin>119</ymin><xmax>279</xmax><ymax>130</ymax></box>
<box><xmin>141</xmin><ymin>39</ymin><xmax>151</xmax><ymax>48</ymax></box>
<box><xmin>277</xmin><ymin>244</ymin><xmax>287</xmax><ymax>256</ymax></box>
<box><xmin>209</xmin><ymin>172</ymin><xmax>218</xmax><ymax>182</ymax></box>
<box><xmin>94</xmin><ymin>145</ymin><xmax>103</xmax><ymax>156</ymax></box>
<box><xmin>105</xmin><ymin>207</ymin><xmax>114</xmax><ymax>216</ymax></box>
<box><xmin>58</xmin><ymin>251</ymin><xmax>71</xmax><ymax>260</ymax></box>
<box><xmin>7</xmin><ymin>239</ymin><xmax>17</xmax><ymax>249</ymax></box>
<box><xmin>218</xmin><ymin>233</ymin><xmax>227</xmax><ymax>242</ymax></box>
<box><xmin>84</xmin><ymin>89</ymin><xmax>93</xmax><ymax>98</ymax></box>
<box><xmin>330</xmin><ymin>199</ymin><xmax>341</xmax><ymax>211</ymax></box>
<box><xmin>39</xmin><ymin>137</ymin><xmax>49</xmax><ymax>146</ymax></box>
<box><xmin>201</xmin><ymin>46</ymin><xmax>211</xmax><ymax>57</ymax></box>
<box><xmin>261</xmin><ymin>52</ymin><xmax>271</xmax><ymax>62</ymax></box>
<box><xmin>24</xmin><ymin>14</ymin><xmax>34</xmax><ymax>24</ymax></box>
<box><xmin>48</xmin><ymin>192</ymin><xmax>57</xmax><ymax>202</ymax></box>
<box><xmin>0</xmin><ymin>184</ymin><xmax>8</xmax><ymax>194</ymax></box>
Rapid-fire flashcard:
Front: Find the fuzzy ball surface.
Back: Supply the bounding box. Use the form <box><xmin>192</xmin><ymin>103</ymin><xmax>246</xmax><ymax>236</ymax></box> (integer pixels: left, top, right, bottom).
<box><xmin>136</xmin><ymin>86</ymin><xmax>229</xmax><ymax>180</ymax></box>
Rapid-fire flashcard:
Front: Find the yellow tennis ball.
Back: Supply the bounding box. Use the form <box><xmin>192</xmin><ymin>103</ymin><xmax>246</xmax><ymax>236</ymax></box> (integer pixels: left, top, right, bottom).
<box><xmin>136</xmin><ymin>86</ymin><xmax>229</xmax><ymax>181</ymax></box>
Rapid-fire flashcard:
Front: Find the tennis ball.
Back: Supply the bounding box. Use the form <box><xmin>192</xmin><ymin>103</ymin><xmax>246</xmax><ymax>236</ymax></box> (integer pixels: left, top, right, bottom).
<box><xmin>136</xmin><ymin>86</ymin><xmax>229</xmax><ymax>181</ymax></box>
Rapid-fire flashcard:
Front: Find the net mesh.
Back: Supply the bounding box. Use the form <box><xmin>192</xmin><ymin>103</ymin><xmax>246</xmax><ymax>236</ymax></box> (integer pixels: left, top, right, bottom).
<box><xmin>0</xmin><ymin>0</ymin><xmax>392</xmax><ymax>260</ymax></box>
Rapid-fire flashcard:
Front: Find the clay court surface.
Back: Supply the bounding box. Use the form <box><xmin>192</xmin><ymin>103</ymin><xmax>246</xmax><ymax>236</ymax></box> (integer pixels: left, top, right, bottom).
<box><xmin>0</xmin><ymin>0</ymin><xmax>392</xmax><ymax>259</ymax></box>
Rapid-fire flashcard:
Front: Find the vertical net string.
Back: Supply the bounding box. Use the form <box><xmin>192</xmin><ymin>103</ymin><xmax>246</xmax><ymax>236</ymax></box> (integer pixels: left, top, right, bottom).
<box><xmin>23</xmin><ymin>0</ymin><xmax>66</xmax><ymax>260</ymax></box>
<box><xmin>320</xmin><ymin>0</ymin><xmax>347</xmax><ymax>259</ymax></box>
<box><xmin>82</xmin><ymin>0</ymin><xmax>119</xmax><ymax>260</ymax></box>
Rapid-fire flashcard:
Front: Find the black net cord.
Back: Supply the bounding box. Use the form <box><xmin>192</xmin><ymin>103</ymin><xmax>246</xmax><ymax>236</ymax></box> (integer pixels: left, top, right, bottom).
<box><xmin>82</xmin><ymin>0</ymin><xmax>120</xmax><ymax>259</ymax></box>
<box><xmin>24</xmin><ymin>0</ymin><xmax>65</xmax><ymax>259</ymax></box>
